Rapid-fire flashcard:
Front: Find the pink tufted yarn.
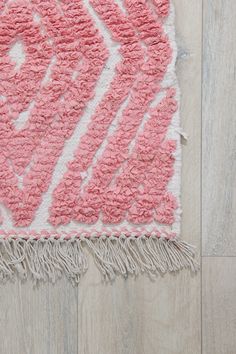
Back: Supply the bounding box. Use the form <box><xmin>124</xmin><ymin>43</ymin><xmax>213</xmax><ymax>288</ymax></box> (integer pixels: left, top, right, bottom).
<box><xmin>0</xmin><ymin>0</ymin><xmax>108</xmax><ymax>226</ymax></box>
<box><xmin>49</xmin><ymin>0</ymin><xmax>145</xmax><ymax>225</ymax></box>
<box><xmin>0</xmin><ymin>0</ymin><xmax>200</xmax><ymax>283</ymax></box>
<box><xmin>50</xmin><ymin>0</ymin><xmax>173</xmax><ymax>225</ymax></box>
<box><xmin>101</xmin><ymin>88</ymin><xmax>178</xmax><ymax>224</ymax></box>
<box><xmin>0</xmin><ymin>0</ymin><xmax>180</xmax><ymax>235</ymax></box>
<box><xmin>152</xmin><ymin>0</ymin><xmax>170</xmax><ymax>18</ymax></box>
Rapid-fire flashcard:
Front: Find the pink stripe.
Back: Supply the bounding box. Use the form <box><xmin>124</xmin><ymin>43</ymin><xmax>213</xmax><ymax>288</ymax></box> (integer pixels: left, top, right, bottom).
<box><xmin>49</xmin><ymin>0</ymin><xmax>144</xmax><ymax>225</ymax></box>
<box><xmin>0</xmin><ymin>1</ymin><xmax>51</xmax><ymax>116</ymax></box>
<box><xmin>1</xmin><ymin>0</ymin><xmax>82</xmax><ymax>174</ymax></box>
<box><xmin>151</xmin><ymin>0</ymin><xmax>170</xmax><ymax>18</ymax></box>
<box><xmin>99</xmin><ymin>89</ymin><xmax>177</xmax><ymax>224</ymax></box>
<box><xmin>71</xmin><ymin>0</ymin><xmax>172</xmax><ymax>224</ymax></box>
<box><xmin>0</xmin><ymin>0</ymin><xmax>108</xmax><ymax>226</ymax></box>
<box><xmin>129</xmin><ymin>141</ymin><xmax>177</xmax><ymax>224</ymax></box>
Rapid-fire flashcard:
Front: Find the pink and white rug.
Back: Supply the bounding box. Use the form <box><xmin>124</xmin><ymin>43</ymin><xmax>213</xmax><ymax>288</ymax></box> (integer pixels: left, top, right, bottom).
<box><xmin>0</xmin><ymin>0</ymin><xmax>198</xmax><ymax>283</ymax></box>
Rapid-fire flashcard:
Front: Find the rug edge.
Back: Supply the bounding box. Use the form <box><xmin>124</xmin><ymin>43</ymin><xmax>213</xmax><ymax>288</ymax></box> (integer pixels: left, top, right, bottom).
<box><xmin>0</xmin><ymin>235</ymin><xmax>199</xmax><ymax>285</ymax></box>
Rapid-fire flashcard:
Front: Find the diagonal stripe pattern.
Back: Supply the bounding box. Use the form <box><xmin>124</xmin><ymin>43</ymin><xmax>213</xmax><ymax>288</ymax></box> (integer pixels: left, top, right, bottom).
<box><xmin>0</xmin><ymin>0</ymin><xmax>179</xmax><ymax>232</ymax></box>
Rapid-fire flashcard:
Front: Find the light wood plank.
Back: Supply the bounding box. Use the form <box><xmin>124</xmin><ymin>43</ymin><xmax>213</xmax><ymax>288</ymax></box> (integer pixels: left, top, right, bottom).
<box><xmin>0</xmin><ymin>279</ymin><xmax>78</xmax><ymax>354</ymax></box>
<box><xmin>202</xmin><ymin>0</ymin><xmax>236</xmax><ymax>255</ymax></box>
<box><xmin>0</xmin><ymin>281</ymin><xmax>48</xmax><ymax>354</ymax></box>
<box><xmin>77</xmin><ymin>1</ymin><xmax>202</xmax><ymax>353</ymax></box>
<box><xmin>78</xmin><ymin>265</ymin><xmax>201</xmax><ymax>354</ymax></box>
<box><xmin>202</xmin><ymin>257</ymin><xmax>236</xmax><ymax>354</ymax></box>
<box><xmin>47</xmin><ymin>280</ymin><xmax>78</xmax><ymax>354</ymax></box>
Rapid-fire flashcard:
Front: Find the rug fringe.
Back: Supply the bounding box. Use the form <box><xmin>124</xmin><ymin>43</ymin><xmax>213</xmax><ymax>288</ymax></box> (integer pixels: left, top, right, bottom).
<box><xmin>0</xmin><ymin>236</ymin><xmax>199</xmax><ymax>285</ymax></box>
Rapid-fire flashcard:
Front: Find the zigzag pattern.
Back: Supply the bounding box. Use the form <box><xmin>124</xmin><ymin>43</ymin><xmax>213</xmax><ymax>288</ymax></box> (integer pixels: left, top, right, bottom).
<box><xmin>0</xmin><ymin>0</ymin><xmax>178</xmax><ymax>230</ymax></box>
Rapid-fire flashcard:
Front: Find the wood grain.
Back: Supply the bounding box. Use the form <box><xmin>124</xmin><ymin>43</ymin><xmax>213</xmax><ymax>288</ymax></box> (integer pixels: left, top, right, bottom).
<box><xmin>0</xmin><ymin>279</ymin><xmax>78</xmax><ymax>354</ymax></box>
<box><xmin>202</xmin><ymin>257</ymin><xmax>236</xmax><ymax>354</ymax></box>
<box><xmin>202</xmin><ymin>0</ymin><xmax>236</xmax><ymax>255</ymax></box>
<box><xmin>77</xmin><ymin>1</ymin><xmax>202</xmax><ymax>353</ymax></box>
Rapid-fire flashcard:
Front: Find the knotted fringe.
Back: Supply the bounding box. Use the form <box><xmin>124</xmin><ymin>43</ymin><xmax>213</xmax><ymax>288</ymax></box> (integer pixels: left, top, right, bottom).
<box><xmin>0</xmin><ymin>236</ymin><xmax>199</xmax><ymax>285</ymax></box>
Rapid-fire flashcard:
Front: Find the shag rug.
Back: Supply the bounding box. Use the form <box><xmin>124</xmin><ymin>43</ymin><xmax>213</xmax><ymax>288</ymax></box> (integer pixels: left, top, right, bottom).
<box><xmin>0</xmin><ymin>0</ymin><xmax>198</xmax><ymax>284</ymax></box>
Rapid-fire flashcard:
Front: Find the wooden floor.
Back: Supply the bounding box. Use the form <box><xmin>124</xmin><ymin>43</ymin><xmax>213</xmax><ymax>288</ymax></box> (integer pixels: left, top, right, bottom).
<box><xmin>0</xmin><ymin>1</ymin><xmax>235</xmax><ymax>353</ymax></box>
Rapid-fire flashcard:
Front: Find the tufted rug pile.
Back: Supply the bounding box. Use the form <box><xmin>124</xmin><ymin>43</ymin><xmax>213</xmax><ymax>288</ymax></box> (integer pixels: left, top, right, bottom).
<box><xmin>0</xmin><ymin>0</ymin><xmax>198</xmax><ymax>283</ymax></box>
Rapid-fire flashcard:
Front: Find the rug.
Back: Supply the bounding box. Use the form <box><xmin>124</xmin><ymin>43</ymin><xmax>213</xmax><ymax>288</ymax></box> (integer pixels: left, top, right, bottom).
<box><xmin>0</xmin><ymin>0</ymin><xmax>198</xmax><ymax>283</ymax></box>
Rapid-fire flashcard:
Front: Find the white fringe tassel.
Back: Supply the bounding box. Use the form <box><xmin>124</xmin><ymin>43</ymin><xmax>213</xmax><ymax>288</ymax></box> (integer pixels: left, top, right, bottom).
<box><xmin>0</xmin><ymin>236</ymin><xmax>199</xmax><ymax>285</ymax></box>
